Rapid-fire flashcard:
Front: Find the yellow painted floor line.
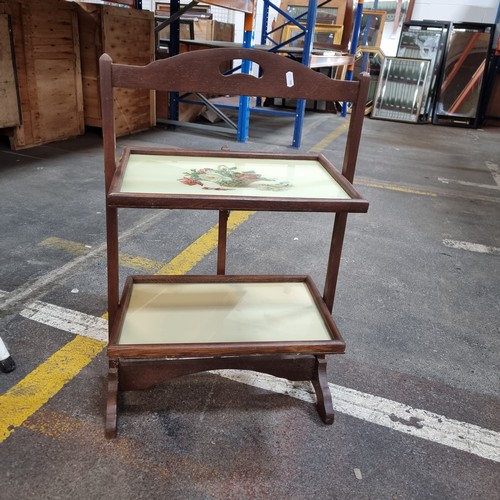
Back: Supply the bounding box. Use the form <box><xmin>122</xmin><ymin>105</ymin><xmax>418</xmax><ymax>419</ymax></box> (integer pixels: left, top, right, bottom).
<box><xmin>23</xmin><ymin>407</ymin><xmax>222</xmax><ymax>478</ymax></box>
<box><xmin>23</xmin><ymin>408</ymin><xmax>174</xmax><ymax>479</ymax></box>
<box><xmin>156</xmin><ymin>210</ymin><xmax>255</xmax><ymax>275</ymax></box>
<box><xmin>39</xmin><ymin>237</ymin><xmax>91</xmax><ymax>256</ymax></box>
<box><xmin>118</xmin><ymin>254</ymin><xmax>164</xmax><ymax>272</ymax></box>
<box><xmin>356</xmin><ymin>179</ymin><xmax>438</xmax><ymax>197</ymax></box>
<box><xmin>0</xmin><ymin>336</ymin><xmax>104</xmax><ymax>442</ymax></box>
<box><xmin>0</xmin><ymin>211</ymin><xmax>255</xmax><ymax>443</ymax></box>
<box><xmin>308</xmin><ymin>121</ymin><xmax>349</xmax><ymax>153</ymax></box>
<box><xmin>39</xmin><ymin>237</ymin><xmax>164</xmax><ymax>273</ymax></box>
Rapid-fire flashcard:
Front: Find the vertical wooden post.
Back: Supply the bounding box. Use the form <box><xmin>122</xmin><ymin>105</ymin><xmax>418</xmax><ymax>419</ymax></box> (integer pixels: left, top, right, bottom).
<box><xmin>217</xmin><ymin>210</ymin><xmax>230</xmax><ymax>275</ymax></box>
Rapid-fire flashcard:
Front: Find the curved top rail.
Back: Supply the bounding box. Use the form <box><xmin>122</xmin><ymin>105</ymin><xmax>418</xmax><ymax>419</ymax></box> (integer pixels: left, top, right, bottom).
<box><xmin>101</xmin><ymin>48</ymin><xmax>367</xmax><ymax>103</ymax></box>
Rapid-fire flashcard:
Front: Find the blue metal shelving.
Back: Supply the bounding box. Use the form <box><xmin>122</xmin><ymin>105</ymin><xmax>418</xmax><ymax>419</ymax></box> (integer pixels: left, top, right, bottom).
<box><xmin>162</xmin><ymin>0</ymin><xmax>320</xmax><ymax>147</ymax></box>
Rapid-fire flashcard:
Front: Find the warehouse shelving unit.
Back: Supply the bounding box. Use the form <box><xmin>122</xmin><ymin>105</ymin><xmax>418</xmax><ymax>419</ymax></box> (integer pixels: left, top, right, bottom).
<box><xmin>158</xmin><ymin>0</ymin><xmax>353</xmax><ymax>147</ymax></box>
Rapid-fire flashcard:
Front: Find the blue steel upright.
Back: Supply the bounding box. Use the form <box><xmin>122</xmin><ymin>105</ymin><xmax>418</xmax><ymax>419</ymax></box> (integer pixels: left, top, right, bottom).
<box><xmin>292</xmin><ymin>0</ymin><xmax>318</xmax><ymax>148</ymax></box>
<box><xmin>237</xmin><ymin>29</ymin><xmax>255</xmax><ymax>142</ymax></box>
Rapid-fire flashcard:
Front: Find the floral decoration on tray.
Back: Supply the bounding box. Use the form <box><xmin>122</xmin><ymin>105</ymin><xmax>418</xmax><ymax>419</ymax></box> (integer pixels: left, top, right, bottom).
<box><xmin>178</xmin><ymin>165</ymin><xmax>291</xmax><ymax>191</ymax></box>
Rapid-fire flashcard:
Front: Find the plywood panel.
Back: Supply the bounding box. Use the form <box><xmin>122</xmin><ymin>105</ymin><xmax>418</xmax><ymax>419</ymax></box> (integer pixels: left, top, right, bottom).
<box><xmin>77</xmin><ymin>4</ymin><xmax>102</xmax><ymax>127</ymax></box>
<box><xmin>0</xmin><ymin>14</ymin><xmax>21</xmax><ymax>127</ymax></box>
<box><xmin>78</xmin><ymin>4</ymin><xmax>155</xmax><ymax>136</ymax></box>
<box><xmin>0</xmin><ymin>1</ymin><xmax>29</xmax><ymax>146</ymax></box>
<box><xmin>193</xmin><ymin>20</ymin><xmax>234</xmax><ymax>41</ymax></box>
<box><xmin>102</xmin><ymin>6</ymin><xmax>155</xmax><ymax>136</ymax></box>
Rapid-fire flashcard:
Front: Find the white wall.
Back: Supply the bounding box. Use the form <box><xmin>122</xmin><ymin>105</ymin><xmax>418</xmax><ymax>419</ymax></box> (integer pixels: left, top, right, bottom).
<box><xmin>412</xmin><ymin>0</ymin><xmax>498</xmax><ymax>24</ymax></box>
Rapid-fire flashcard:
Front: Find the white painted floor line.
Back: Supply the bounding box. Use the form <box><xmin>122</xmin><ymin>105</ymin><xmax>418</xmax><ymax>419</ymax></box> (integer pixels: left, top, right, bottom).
<box><xmin>485</xmin><ymin>161</ymin><xmax>500</xmax><ymax>187</ymax></box>
<box><xmin>12</xmin><ymin>293</ymin><xmax>500</xmax><ymax>464</ymax></box>
<box><xmin>438</xmin><ymin>177</ymin><xmax>500</xmax><ymax>191</ymax></box>
<box><xmin>0</xmin><ymin>210</ymin><xmax>168</xmax><ymax>311</ymax></box>
<box><xmin>20</xmin><ymin>300</ymin><xmax>107</xmax><ymax>342</ymax></box>
<box><xmin>217</xmin><ymin>370</ymin><xmax>500</xmax><ymax>464</ymax></box>
<box><xmin>443</xmin><ymin>239</ymin><xmax>500</xmax><ymax>255</ymax></box>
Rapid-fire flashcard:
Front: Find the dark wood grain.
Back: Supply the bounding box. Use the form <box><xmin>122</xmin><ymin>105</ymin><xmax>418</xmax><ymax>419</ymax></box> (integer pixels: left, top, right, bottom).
<box><xmin>99</xmin><ymin>48</ymin><xmax>369</xmax><ymax>437</ymax></box>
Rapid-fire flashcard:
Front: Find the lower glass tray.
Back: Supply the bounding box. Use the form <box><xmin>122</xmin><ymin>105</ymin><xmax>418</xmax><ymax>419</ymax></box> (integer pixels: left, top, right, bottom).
<box><xmin>108</xmin><ymin>275</ymin><xmax>346</xmax><ymax>358</ymax></box>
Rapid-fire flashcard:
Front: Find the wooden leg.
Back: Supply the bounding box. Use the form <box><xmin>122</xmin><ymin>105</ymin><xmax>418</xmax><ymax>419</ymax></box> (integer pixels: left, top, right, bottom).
<box><xmin>323</xmin><ymin>212</ymin><xmax>348</xmax><ymax>313</ymax></box>
<box><xmin>312</xmin><ymin>355</ymin><xmax>334</xmax><ymax>424</ymax></box>
<box><xmin>217</xmin><ymin>210</ymin><xmax>229</xmax><ymax>275</ymax></box>
<box><xmin>106</xmin><ymin>206</ymin><xmax>119</xmax><ymax>326</ymax></box>
<box><xmin>105</xmin><ymin>359</ymin><xmax>119</xmax><ymax>438</ymax></box>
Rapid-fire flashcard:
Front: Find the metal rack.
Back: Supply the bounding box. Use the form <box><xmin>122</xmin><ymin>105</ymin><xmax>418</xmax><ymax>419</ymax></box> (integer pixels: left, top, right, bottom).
<box><xmin>158</xmin><ymin>0</ymin><xmax>353</xmax><ymax>147</ymax></box>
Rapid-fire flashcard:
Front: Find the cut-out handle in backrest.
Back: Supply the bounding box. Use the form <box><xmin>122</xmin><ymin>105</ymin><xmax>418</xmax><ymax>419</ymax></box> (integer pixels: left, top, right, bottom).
<box><xmin>105</xmin><ymin>48</ymin><xmax>363</xmax><ymax>103</ymax></box>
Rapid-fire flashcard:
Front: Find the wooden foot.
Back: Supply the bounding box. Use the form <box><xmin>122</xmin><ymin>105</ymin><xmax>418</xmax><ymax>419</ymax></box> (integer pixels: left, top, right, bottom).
<box><xmin>105</xmin><ymin>359</ymin><xmax>119</xmax><ymax>438</ymax></box>
<box><xmin>312</xmin><ymin>355</ymin><xmax>334</xmax><ymax>424</ymax></box>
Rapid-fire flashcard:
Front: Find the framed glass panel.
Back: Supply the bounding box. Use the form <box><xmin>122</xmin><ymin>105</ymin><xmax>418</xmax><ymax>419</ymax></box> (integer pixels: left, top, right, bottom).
<box><xmin>119</xmin><ymin>153</ymin><xmax>351</xmax><ymax>199</ymax></box>
<box><xmin>354</xmin><ymin>48</ymin><xmax>385</xmax><ymax>108</ymax></box>
<box><xmin>354</xmin><ymin>0</ymin><xmax>415</xmax><ymax>55</ymax></box>
<box><xmin>287</xmin><ymin>5</ymin><xmax>339</xmax><ymax>25</ymax></box>
<box><xmin>282</xmin><ymin>24</ymin><xmax>343</xmax><ymax>49</ymax></box>
<box><xmin>372</xmin><ymin>56</ymin><xmax>431</xmax><ymax>123</ymax></box>
<box><xmin>270</xmin><ymin>0</ymin><xmax>350</xmax><ymax>50</ymax></box>
<box><xmin>397</xmin><ymin>21</ymin><xmax>451</xmax><ymax>122</ymax></box>
<box><xmin>118</xmin><ymin>281</ymin><xmax>334</xmax><ymax>345</ymax></box>
<box><xmin>433</xmin><ymin>23</ymin><xmax>495</xmax><ymax>127</ymax></box>
<box><xmin>358</xmin><ymin>10</ymin><xmax>386</xmax><ymax>50</ymax></box>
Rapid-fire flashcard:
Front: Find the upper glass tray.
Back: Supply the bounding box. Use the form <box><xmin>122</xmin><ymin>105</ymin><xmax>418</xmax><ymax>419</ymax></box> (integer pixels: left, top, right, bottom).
<box><xmin>107</xmin><ymin>148</ymin><xmax>368</xmax><ymax>212</ymax></box>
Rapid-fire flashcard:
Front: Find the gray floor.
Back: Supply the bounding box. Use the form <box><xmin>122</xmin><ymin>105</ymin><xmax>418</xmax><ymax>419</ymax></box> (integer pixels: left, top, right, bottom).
<box><xmin>0</xmin><ymin>111</ymin><xmax>499</xmax><ymax>499</ymax></box>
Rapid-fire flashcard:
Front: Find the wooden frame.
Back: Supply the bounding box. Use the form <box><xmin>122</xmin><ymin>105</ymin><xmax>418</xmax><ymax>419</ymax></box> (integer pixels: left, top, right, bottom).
<box><xmin>282</xmin><ymin>23</ymin><xmax>344</xmax><ymax>49</ymax></box>
<box><xmin>354</xmin><ymin>47</ymin><xmax>385</xmax><ymax>110</ymax></box>
<box><xmin>100</xmin><ymin>48</ymin><xmax>369</xmax><ymax>438</ymax></box>
<box><xmin>282</xmin><ymin>0</ymin><xmax>348</xmax><ymax>24</ymax></box>
<box><xmin>272</xmin><ymin>0</ymin><xmax>353</xmax><ymax>51</ymax></box>
<box><xmin>155</xmin><ymin>2</ymin><xmax>212</xmax><ymax>18</ymax></box>
<box><xmin>358</xmin><ymin>9</ymin><xmax>386</xmax><ymax>50</ymax></box>
<box><xmin>286</xmin><ymin>4</ymin><xmax>340</xmax><ymax>25</ymax></box>
<box><xmin>108</xmin><ymin>148</ymin><xmax>368</xmax><ymax>212</ymax></box>
<box><xmin>109</xmin><ymin>275</ymin><xmax>347</xmax><ymax>358</ymax></box>
<box><xmin>356</xmin><ymin>0</ymin><xmax>416</xmax><ymax>55</ymax></box>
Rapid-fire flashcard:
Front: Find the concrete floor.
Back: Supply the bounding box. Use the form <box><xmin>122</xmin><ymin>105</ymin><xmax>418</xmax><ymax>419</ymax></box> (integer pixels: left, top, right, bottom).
<box><xmin>0</xmin><ymin>111</ymin><xmax>499</xmax><ymax>499</ymax></box>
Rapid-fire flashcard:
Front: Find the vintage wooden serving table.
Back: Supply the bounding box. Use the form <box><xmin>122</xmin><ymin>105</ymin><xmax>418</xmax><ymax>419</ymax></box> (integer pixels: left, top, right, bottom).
<box><xmin>99</xmin><ymin>48</ymin><xmax>369</xmax><ymax>438</ymax></box>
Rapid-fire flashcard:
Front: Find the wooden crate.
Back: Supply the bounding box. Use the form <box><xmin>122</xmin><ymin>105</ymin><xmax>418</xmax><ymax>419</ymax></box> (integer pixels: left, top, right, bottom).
<box><xmin>193</xmin><ymin>20</ymin><xmax>234</xmax><ymax>41</ymax></box>
<box><xmin>158</xmin><ymin>19</ymin><xmax>234</xmax><ymax>43</ymax></box>
<box><xmin>0</xmin><ymin>14</ymin><xmax>21</xmax><ymax>128</ymax></box>
<box><xmin>0</xmin><ymin>0</ymin><xmax>84</xmax><ymax>150</ymax></box>
<box><xmin>78</xmin><ymin>4</ymin><xmax>155</xmax><ymax>136</ymax></box>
